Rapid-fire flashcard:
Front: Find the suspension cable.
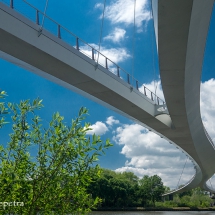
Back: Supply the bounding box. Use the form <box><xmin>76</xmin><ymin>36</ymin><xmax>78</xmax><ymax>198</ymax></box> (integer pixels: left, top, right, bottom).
<box><xmin>37</xmin><ymin>0</ymin><xmax>49</xmax><ymax>36</ymax></box>
<box><xmin>132</xmin><ymin>0</ymin><xmax>136</xmax><ymax>86</ymax></box>
<box><xmin>150</xmin><ymin>0</ymin><xmax>158</xmax><ymax>97</ymax></box>
<box><xmin>41</xmin><ymin>0</ymin><xmax>49</xmax><ymax>29</ymax></box>
<box><xmin>176</xmin><ymin>156</ymin><xmax>188</xmax><ymax>189</ymax></box>
<box><xmin>22</xmin><ymin>0</ymin><xmax>49</xmax><ymax>36</ymax></box>
<box><xmin>209</xmin><ymin>178</ymin><xmax>214</xmax><ymax>189</ymax></box>
<box><xmin>95</xmin><ymin>0</ymin><xmax>107</xmax><ymax>69</ymax></box>
<box><xmin>213</xmin><ymin>174</ymin><xmax>215</xmax><ymax>187</ymax></box>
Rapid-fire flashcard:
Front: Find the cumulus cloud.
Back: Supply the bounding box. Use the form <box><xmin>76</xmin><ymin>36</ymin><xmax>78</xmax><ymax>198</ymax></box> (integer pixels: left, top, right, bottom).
<box><xmin>106</xmin><ymin>116</ymin><xmax>119</xmax><ymax>126</ymax></box>
<box><xmin>200</xmin><ymin>79</ymin><xmax>215</xmax><ymax>188</ymax></box>
<box><xmin>87</xmin><ymin>121</ymin><xmax>108</xmax><ymax>135</ymax></box>
<box><xmin>104</xmin><ymin>28</ymin><xmax>126</xmax><ymax>43</ymax></box>
<box><xmin>95</xmin><ymin>3</ymin><xmax>103</xmax><ymax>10</ymax></box>
<box><xmin>200</xmin><ymin>79</ymin><xmax>215</xmax><ymax>142</ymax></box>
<box><xmin>138</xmin><ymin>79</ymin><xmax>215</xmax><ymax>143</ymax></box>
<box><xmin>139</xmin><ymin>80</ymin><xmax>165</xmax><ymax>102</ymax></box>
<box><xmin>79</xmin><ymin>43</ymin><xmax>130</xmax><ymax>72</ymax></box>
<box><xmin>113</xmin><ymin>123</ymin><xmax>195</xmax><ymax>189</ymax></box>
<box><xmin>115</xmin><ymin>165</ymin><xmax>195</xmax><ymax>190</ymax></box>
<box><xmin>105</xmin><ymin>0</ymin><xmax>151</xmax><ymax>30</ymax></box>
<box><xmin>98</xmin><ymin>46</ymin><xmax>130</xmax><ymax>64</ymax></box>
<box><xmin>110</xmin><ymin>79</ymin><xmax>215</xmax><ymax>189</ymax></box>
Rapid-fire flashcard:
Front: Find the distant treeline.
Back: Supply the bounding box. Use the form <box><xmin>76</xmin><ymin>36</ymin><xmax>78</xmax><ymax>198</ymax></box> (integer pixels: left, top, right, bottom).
<box><xmin>158</xmin><ymin>187</ymin><xmax>213</xmax><ymax>208</ymax></box>
<box><xmin>87</xmin><ymin>169</ymin><xmax>213</xmax><ymax>208</ymax></box>
<box><xmin>88</xmin><ymin>169</ymin><xmax>165</xmax><ymax>207</ymax></box>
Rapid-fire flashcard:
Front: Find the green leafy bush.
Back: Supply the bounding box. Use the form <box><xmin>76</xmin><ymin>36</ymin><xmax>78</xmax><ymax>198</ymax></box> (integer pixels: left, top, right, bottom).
<box><xmin>0</xmin><ymin>93</ymin><xmax>112</xmax><ymax>214</ymax></box>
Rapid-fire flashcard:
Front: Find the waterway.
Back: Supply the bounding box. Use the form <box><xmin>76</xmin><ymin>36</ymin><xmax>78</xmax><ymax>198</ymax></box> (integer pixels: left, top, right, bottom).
<box><xmin>91</xmin><ymin>212</ymin><xmax>215</xmax><ymax>215</ymax></box>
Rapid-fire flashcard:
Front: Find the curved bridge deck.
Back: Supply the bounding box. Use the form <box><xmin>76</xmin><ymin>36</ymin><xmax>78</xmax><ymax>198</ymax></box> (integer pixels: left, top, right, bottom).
<box><xmin>153</xmin><ymin>0</ymin><xmax>215</xmax><ymax>194</ymax></box>
<box><xmin>0</xmin><ymin>0</ymin><xmax>215</xmax><ymax>194</ymax></box>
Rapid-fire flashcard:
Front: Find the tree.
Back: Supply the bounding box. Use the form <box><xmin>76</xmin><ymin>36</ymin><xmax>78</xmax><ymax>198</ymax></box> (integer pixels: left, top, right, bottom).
<box><xmin>138</xmin><ymin>175</ymin><xmax>151</xmax><ymax>206</ymax></box>
<box><xmin>0</xmin><ymin>90</ymin><xmax>8</xmax><ymax>128</ymax></box>
<box><xmin>156</xmin><ymin>187</ymin><xmax>213</xmax><ymax>208</ymax></box>
<box><xmin>139</xmin><ymin>175</ymin><xmax>165</xmax><ymax>206</ymax></box>
<box><xmin>178</xmin><ymin>188</ymin><xmax>192</xmax><ymax>198</ymax></box>
<box><xmin>164</xmin><ymin>186</ymin><xmax>171</xmax><ymax>194</ymax></box>
<box><xmin>88</xmin><ymin>169</ymin><xmax>141</xmax><ymax>207</ymax></box>
<box><xmin>151</xmin><ymin>175</ymin><xmax>165</xmax><ymax>204</ymax></box>
<box><xmin>0</xmin><ymin>92</ymin><xmax>112</xmax><ymax>214</ymax></box>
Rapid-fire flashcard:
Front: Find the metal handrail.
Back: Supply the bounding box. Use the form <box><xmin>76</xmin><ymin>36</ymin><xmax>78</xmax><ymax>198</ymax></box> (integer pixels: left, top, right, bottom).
<box><xmin>164</xmin><ymin>125</ymin><xmax>215</xmax><ymax>195</ymax></box>
<box><xmin>174</xmin><ymin>172</ymin><xmax>196</xmax><ymax>191</ymax></box>
<box><xmin>178</xmin><ymin>173</ymin><xmax>196</xmax><ymax>189</ymax></box>
<box><xmin>1</xmin><ymin>0</ymin><xmax>166</xmax><ymax>105</ymax></box>
<box><xmin>163</xmin><ymin>173</ymin><xmax>196</xmax><ymax>196</ymax></box>
<box><xmin>203</xmin><ymin>125</ymin><xmax>215</xmax><ymax>149</ymax></box>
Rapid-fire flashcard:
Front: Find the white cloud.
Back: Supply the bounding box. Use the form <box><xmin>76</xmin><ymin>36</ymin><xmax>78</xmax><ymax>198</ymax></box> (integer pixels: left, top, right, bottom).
<box><xmin>98</xmin><ymin>46</ymin><xmax>130</xmax><ymax>64</ymax></box>
<box><xmin>137</xmin><ymin>79</ymin><xmax>215</xmax><ymax>143</ymax></box>
<box><xmin>79</xmin><ymin>43</ymin><xmax>130</xmax><ymax>73</ymax></box>
<box><xmin>113</xmin><ymin>123</ymin><xmax>195</xmax><ymax>189</ymax></box>
<box><xmin>200</xmin><ymin>79</ymin><xmax>215</xmax><ymax>188</ymax></box>
<box><xmin>106</xmin><ymin>116</ymin><xmax>119</xmax><ymax>126</ymax></box>
<box><xmin>139</xmin><ymin>80</ymin><xmax>165</xmax><ymax>102</ymax></box>
<box><xmin>104</xmin><ymin>28</ymin><xmax>126</xmax><ymax>43</ymax></box>
<box><xmin>95</xmin><ymin>3</ymin><xmax>103</xmax><ymax>9</ymax></box>
<box><xmin>110</xmin><ymin>79</ymin><xmax>215</xmax><ymax>189</ymax></box>
<box><xmin>105</xmin><ymin>0</ymin><xmax>151</xmax><ymax>30</ymax></box>
<box><xmin>200</xmin><ymin>79</ymin><xmax>215</xmax><ymax>142</ymax></box>
<box><xmin>87</xmin><ymin>121</ymin><xmax>108</xmax><ymax>135</ymax></box>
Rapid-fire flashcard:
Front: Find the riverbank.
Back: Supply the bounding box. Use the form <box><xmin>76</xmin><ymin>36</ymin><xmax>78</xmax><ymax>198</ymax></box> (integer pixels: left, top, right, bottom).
<box><xmin>94</xmin><ymin>207</ymin><xmax>215</xmax><ymax>211</ymax></box>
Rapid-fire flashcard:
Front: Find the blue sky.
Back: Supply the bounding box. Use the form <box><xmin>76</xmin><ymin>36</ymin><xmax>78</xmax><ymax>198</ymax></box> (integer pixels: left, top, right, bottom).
<box><xmin>0</xmin><ymin>0</ymin><xmax>215</xmax><ymax>189</ymax></box>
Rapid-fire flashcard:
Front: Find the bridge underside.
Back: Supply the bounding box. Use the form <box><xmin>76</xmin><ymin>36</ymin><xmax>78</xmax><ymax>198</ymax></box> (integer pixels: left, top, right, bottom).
<box><xmin>0</xmin><ymin>2</ymin><xmax>171</xmax><ymax>132</ymax></box>
<box><xmin>153</xmin><ymin>0</ymin><xmax>215</xmax><ymax>194</ymax></box>
<box><xmin>0</xmin><ymin>0</ymin><xmax>215</xmax><ymax>194</ymax></box>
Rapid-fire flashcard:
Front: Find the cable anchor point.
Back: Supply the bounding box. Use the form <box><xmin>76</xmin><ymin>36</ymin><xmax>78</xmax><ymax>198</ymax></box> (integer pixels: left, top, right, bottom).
<box><xmin>130</xmin><ymin>86</ymin><xmax>133</xmax><ymax>92</ymax></box>
<box><xmin>38</xmin><ymin>26</ymin><xmax>43</xmax><ymax>37</ymax></box>
<box><xmin>94</xmin><ymin>63</ymin><xmax>99</xmax><ymax>70</ymax></box>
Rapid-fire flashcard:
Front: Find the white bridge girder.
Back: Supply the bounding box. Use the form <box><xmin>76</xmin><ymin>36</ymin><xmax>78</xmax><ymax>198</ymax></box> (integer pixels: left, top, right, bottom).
<box><xmin>153</xmin><ymin>0</ymin><xmax>215</xmax><ymax>194</ymax></box>
<box><xmin>0</xmin><ymin>0</ymin><xmax>214</xmax><ymax>194</ymax></box>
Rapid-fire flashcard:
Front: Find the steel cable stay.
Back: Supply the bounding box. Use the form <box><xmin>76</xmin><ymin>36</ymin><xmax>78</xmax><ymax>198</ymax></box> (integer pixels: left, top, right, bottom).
<box><xmin>176</xmin><ymin>156</ymin><xmax>188</xmax><ymax>190</ymax></box>
<box><xmin>22</xmin><ymin>0</ymin><xmax>49</xmax><ymax>37</ymax></box>
<box><xmin>150</xmin><ymin>0</ymin><xmax>158</xmax><ymax>101</ymax></box>
<box><xmin>95</xmin><ymin>0</ymin><xmax>106</xmax><ymax>70</ymax></box>
<box><xmin>4</xmin><ymin>0</ymin><xmax>165</xmax><ymax>105</ymax></box>
<box><xmin>208</xmin><ymin>173</ymin><xmax>215</xmax><ymax>190</ymax></box>
<box><xmin>131</xmin><ymin>0</ymin><xmax>136</xmax><ymax>90</ymax></box>
<box><xmin>213</xmin><ymin>174</ymin><xmax>215</xmax><ymax>188</ymax></box>
<box><xmin>209</xmin><ymin>178</ymin><xmax>213</xmax><ymax>190</ymax></box>
<box><xmin>38</xmin><ymin>0</ymin><xmax>49</xmax><ymax>36</ymax></box>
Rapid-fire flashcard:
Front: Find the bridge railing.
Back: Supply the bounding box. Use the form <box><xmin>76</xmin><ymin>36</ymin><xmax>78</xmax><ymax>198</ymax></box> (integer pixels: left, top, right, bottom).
<box><xmin>1</xmin><ymin>0</ymin><xmax>165</xmax><ymax>106</ymax></box>
<box><xmin>203</xmin><ymin>125</ymin><xmax>215</xmax><ymax>149</ymax></box>
<box><xmin>163</xmin><ymin>172</ymin><xmax>196</xmax><ymax>196</ymax></box>
<box><xmin>177</xmin><ymin>173</ymin><xmax>196</xmax><ymax>190</ymax></box>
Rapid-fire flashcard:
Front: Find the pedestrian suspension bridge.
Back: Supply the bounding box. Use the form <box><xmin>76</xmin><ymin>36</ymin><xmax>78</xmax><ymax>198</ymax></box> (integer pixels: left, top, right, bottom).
<box><xmin>0</xmin><ymin>0</ymin><xmax>215</xmax><ymax>196</ymax></box>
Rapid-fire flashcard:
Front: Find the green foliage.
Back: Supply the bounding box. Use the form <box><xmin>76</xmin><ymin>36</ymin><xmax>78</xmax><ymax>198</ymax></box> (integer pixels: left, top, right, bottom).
<box><xmin>0</xmin><ymin>90</ymin><xmax>8</xmax><ymax>128</ymax></box>
<box><xmin>138</xmin><ymin>175</ymin><xmax>165</xmax><ymax>206</ymax></box>
<box><xmin>178</xmin><ymin>189</ymin><xmax>192</xmax><ymax>198</ymax></box>
<box><xmin>156</xmin><ymin>187</ymin><xmax>213</xmax><ymax>208</ymax></box>
<box><xmin>88</xmin><ymin>170</ymin><xmax>213</xmax><ymax>209</ymax></box>
<box><xmin>176</xmin><ymin>187</ymin><xmax>212</xmax><ymax>208</ymax></box>
<box><xmin>155</xmin><ymin>200</ymin><xmax>178</xmax><ymax>208</ymax></box>
<box><xmin>164</xmin><ymin>186</ymin><xmax>171</xmax><ymax>194</ymax></box>
<box><xmin>0</xmin><ymin>95</ymin><xmax>112</xmax><ymax>214</ymax></box>
<box><xmin>88</xmin><ymin>169</ymin><xmax>165</xmax><ymax>208</ymax></box>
